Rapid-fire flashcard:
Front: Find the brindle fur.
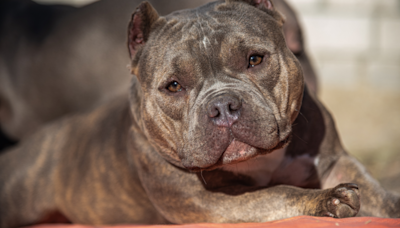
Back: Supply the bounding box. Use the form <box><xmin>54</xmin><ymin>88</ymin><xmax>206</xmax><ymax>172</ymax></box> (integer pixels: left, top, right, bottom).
<box><xmin>0</xmin><ymin>1</ymin><xmax>398</xmax><ymax>227</ymax></box>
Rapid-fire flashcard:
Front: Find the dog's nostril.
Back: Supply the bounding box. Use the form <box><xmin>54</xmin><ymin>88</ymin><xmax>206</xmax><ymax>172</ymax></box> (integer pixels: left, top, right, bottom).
<box><xmin>209</xmin><ymin>107</ymin><xmax>220</xmax><ymax>118</ymax></box>
<box><xmin>229</xmin><ymin>103</ymin><xmax>240</xmax><ymax>112</ymax></box>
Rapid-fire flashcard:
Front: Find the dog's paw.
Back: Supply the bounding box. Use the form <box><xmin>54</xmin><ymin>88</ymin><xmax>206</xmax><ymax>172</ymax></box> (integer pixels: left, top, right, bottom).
<box><xmin>321</xmin><ymin>183</ymin><xmax>360</xmax><ymax>218</ymax></box>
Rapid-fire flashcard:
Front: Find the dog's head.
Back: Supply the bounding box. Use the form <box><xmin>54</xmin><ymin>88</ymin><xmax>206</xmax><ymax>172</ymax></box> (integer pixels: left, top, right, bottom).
<box><xmin>128</xmin><ymin>0</ymin><xmax>304</xmax><ymax>171</ymax></box>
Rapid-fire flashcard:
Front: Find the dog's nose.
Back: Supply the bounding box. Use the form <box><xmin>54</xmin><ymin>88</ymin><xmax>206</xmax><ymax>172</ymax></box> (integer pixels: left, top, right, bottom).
<box><xmin>207</xmin><ymin>94</ymin><xmax>242</xmax><ymax>127</ymax></box>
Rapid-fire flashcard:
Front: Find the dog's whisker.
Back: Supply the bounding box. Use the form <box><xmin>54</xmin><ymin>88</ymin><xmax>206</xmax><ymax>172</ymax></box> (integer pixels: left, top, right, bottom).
<box><xmin>201</xmin><ymin>170</ymin><xmax>207</xmax><ymax>185</ymax></box>
<box><xmin>293</xmin><ymin>133</ymin><xmax>307</xmax><ymax>145</ymax></box>
<box><xmin>299</xmin><ymin>111</ymin><xmax>309</xmax><ymax>124</ymax></box>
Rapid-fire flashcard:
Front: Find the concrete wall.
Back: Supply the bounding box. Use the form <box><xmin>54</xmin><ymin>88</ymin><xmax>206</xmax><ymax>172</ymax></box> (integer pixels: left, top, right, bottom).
<box><xmin>288</xmin><ymin>0</ymin><xmax>400</xmax><ymax>90</ymax></box>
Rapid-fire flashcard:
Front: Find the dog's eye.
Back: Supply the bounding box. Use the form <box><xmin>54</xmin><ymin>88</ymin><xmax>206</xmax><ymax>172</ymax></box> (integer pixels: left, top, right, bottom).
<box><xmin>167</xmin><ymin>81</ymin><xmax>183</xmax><ymax>92</ymax></box>
<box><xmin>249</xmin><ymin>55</ymin><xmax>263</xmax><ymax>67</ymax></box>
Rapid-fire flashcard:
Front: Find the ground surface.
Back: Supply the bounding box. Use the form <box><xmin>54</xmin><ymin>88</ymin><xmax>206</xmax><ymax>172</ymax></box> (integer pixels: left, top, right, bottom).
<box><xmin>26</xmin><ymin>216</ymin><xmax>400</xmax><ymax>228</ymax></box>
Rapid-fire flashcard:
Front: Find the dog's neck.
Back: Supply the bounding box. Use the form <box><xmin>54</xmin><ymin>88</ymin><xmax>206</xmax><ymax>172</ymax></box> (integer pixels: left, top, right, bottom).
<box><xmin>221</xmin><ymin>148</ymin><xmax>287</xmax><ymax>186</ymax></box>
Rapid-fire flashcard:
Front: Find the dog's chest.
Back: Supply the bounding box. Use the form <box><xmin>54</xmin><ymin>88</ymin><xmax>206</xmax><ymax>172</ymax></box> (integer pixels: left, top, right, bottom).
<box><xmin>221</xmin><ymin>149</ymin><xmax>317</xmax><ymax>187</ymax></box>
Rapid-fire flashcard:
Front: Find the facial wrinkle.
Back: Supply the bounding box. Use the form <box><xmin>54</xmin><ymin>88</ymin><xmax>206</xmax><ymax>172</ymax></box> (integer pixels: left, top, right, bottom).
<box><xmin>189</xmin><ymin>80</ymin><xmax>205</xmax><ymax>113</ymax></box>
<box><xmin>276</xmin><ymin>53</ymin><xmax>290</xmax><ymax>117</ymax></box>
<box><xmin>198</xmin><ymin>81</ymin><xmax>271</xmax><ymax>113</ymax></box>
<box><xmin>195</xmin><ymin>11</ymin><xmax>218</xmax><ymax>79</ymax></box>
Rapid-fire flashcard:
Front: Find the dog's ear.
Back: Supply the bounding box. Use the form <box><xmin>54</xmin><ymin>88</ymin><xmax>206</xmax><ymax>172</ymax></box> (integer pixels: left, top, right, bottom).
<box><xmin>128</xmin><ymin>1</ymin><xmax>159</xmax><ymax>60</ymax></box>
<box><xmin>226</xmin><ymin>0</ymin><xmax>285</xmax><ymax>26</ymax></box>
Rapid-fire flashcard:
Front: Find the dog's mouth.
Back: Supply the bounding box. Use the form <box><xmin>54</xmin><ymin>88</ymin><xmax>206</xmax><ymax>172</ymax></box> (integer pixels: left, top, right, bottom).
<box><xmin>188</xmin><ymin>134</ymin><xmax>291</xmax><ymax>172</ymax></box>
<box><xmin>219</xmin><ymin>140</ymin><xmax>260</xmax><ymax>165</ymax></box>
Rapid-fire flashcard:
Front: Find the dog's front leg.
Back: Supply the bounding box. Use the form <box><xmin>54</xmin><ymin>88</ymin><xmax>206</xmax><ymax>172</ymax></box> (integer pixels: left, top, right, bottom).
<box><xmin>131</xmin><ymin>141</ymin><xmax>360</xmax><ymax>223</ymax></box>
<box><xmin>323</xmin><ymin>154</ymin><xmax>400</xmax><ymax>218</ymax></box>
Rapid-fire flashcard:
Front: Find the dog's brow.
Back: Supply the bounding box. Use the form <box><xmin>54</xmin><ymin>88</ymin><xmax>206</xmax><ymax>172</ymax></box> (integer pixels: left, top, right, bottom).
<box><xmin>194</xmin><ymin>11</ymin><xmax>225</xmax><ymax>79</ymax></box>
<box><xmin>195</xmin><ymin>12</ymin><xmax>214</xmax><ymax>52</ymax></box>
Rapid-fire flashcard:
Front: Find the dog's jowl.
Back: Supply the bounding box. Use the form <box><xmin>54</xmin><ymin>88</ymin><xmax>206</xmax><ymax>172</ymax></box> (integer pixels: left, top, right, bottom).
<box><xmin>0</xmin><ymin>0</ymin><xmax>399</xmax><ymax>227</ymax></box>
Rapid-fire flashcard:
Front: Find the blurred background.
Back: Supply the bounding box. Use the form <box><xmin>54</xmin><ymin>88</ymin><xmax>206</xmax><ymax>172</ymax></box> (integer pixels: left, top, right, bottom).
<box><xmin>32</xmin><ymin>0</ymin><xmax>400</xmax><ymax>190</ymax></box>
<box><xmin>285</xmin><ymin>0</ymin><xmax>400</xmax><ymax>191</ymax></box>
<box><xmin>34</xmin><ymin>0</ymin><xmax>96</xmax><ymax>6</ymax></box>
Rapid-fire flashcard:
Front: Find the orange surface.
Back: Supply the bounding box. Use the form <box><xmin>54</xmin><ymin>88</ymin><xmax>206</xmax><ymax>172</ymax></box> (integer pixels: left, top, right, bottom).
<box><xmin>26</xmin><ymin>216</ymin><xmax>400</xmax><ymax>228</ymax></box>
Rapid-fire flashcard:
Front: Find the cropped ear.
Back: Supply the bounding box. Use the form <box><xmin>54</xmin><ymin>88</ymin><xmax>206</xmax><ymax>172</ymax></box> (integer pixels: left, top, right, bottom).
<box><xmin>128</xmin><ymin>1</ymin><xmax>159</xmax><ymax>60</ymax></box>
<box><xmin>226</xmin><ymin>0</ymin><xmax>285</xmax><ymax>26</ymax></box>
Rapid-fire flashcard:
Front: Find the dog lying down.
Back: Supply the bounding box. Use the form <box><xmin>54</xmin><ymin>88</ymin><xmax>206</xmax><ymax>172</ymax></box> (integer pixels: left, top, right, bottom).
<box><xmin>0</xmin><ymin>0</ymin><xmax>399</xmax><ymax>227</ymax></box>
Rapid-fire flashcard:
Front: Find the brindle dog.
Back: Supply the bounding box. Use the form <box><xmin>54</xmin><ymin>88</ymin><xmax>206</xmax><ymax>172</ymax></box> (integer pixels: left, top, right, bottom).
<box><xmin>0</xmin><ymin>0</ymin><xmax>316</xmax><ymax>144</ymax></box>
<box><xmin>1</xmin><ymin>0</ymin><xmax>398</xmax><ymax>227</ymax></box>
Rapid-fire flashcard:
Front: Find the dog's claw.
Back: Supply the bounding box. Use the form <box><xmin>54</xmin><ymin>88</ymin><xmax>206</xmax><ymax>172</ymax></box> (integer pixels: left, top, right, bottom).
<box><xmin>332</xmin><ymin>198</ymin><xmax>340</xmax><ymax>206</ymax></box>
<box><xmin>323</xmin><ymin>211</ymin><xmax>336</xmax><ymax>218</ymax></box>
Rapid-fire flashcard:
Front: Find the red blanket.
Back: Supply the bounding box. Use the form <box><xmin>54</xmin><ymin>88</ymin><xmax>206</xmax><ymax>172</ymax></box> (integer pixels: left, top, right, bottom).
<box><xmin>26</xmin><ymin>216</ymin><xmax>400</xmax><ymax>228</ymax></box>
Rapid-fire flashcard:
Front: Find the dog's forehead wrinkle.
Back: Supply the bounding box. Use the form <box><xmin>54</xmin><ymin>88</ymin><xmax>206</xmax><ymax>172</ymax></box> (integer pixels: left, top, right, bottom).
<box><xmin>194</xmin><ymin>12</ymin><xmax>220</xmax><ymax>77</ymax></box>
<box><xmin>159</xmin><ymin>19</ymin><xmax>223</xmax><ymax>80</ymax></box>
<box><xmin>152</xmin><ymin>49</ymin><xmax>197</xmax><ymax>86</ymax></box>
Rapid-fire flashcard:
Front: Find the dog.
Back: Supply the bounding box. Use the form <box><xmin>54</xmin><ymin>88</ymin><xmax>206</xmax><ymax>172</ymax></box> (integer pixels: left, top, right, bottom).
<box><xmin>2</xmin><ymin>0</ymin><xmax>398</xmax><ymax>227</ymax></box>
<box><xmin>0</xmin><ymin>0</ymin><xmax>316</xmax><ymax>145</ymax></box>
